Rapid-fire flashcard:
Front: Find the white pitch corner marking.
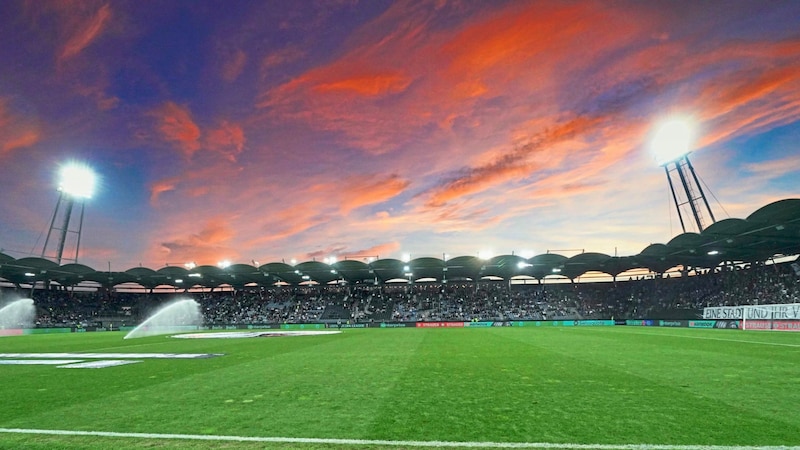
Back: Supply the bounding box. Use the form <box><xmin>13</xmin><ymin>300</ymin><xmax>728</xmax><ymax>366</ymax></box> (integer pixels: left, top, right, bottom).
<box><xmin>0</xmin><ymin>428</ymin><xmax>798</xmax><ymax>450</ymax></box>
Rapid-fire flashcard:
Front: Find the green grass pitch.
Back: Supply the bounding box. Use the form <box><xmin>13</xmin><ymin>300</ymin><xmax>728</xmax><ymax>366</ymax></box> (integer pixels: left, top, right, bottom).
<box><xmin>1</xmin><ymin>327</ymin><xmax>799</xmax><ymax>449</ymax></box>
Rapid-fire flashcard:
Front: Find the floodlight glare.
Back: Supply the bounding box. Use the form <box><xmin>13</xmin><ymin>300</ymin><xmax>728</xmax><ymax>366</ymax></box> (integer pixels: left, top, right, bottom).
<box><xmin>58</xmin><ymin>164</ymin><xmax>96</xmax><ymax>199</ymax></box>
<box><xmin>651</xmin><ymin>118</ymin><xmax>695</xmax><ymax>166</ymax></box>
<box><xmin>651</xmin><ymin>115</ymin><xmax>717</xmax><ymax>233</ymax></box>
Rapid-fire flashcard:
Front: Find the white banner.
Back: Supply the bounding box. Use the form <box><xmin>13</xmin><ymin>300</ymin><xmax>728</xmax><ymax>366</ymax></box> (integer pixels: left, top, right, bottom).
<box><xmin>703</xmin><ymin>303</ymin><xmax>800</xmax><ymax>320</ymax></box>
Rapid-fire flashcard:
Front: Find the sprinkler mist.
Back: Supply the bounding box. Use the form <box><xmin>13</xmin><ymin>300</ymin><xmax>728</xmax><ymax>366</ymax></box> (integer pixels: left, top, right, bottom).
<box><xmin>0</xmin><ymin>298</ymin><xmax>36</xmax><ymax>331</ymax></box>
<box><xmin>124</xmin><ymin>298</ymin><xmax>203</xmax><ymax>339</ymax></box>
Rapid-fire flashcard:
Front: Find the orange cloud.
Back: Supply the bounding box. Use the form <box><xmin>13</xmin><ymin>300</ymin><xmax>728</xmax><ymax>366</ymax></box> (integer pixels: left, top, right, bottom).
<box><xmin>257</xmin><ymin>1</ymin><xmax>650</xmax><ymax>161</ymax></box>
<box><xmin>305</xmin><ymin>241</ymin><xmax>401</xmax><ymax>262</ymax></box>
<box><xmin>692</xmin><ymin>63</ymin><xmax>800</xmax><ymax>148</ymax></box>
<box><xmin>149</xmin><ymin>102</ymin><xmax>246</xmax><ymax>161</ymax></box>
<box><xmin>150</xmin><ymin>101</ymin><xmax>201</xmax><ymax>157</ymax></box>
<box><xmin>438</xmin><ymin>3</ymin><xmax>597</xmax><ymax>84</ymax></box>
<box><xmin>58</xmin><ymin>3</ymin><xmax>112</xmax><ymax>63</ymax></box>
<box><xmin>149</xmin><ymin>161</ymin><xmax>244</xmax><ymax>208</ymax></box>
<box><xmin>314</xmin><ymin>72</ymin><xmax>412</xmax><ymax>96</ymax></box>
<box><xmin>335</xmin><ymin>174</ymin><xmax>410</xmax><ymax>213</ymax></box>
<box><xmin>260</xmin><ymin>45</ymin><xmax>306</xmax><ymax>73</ymax></box>
<box><xmin>1</xmin><ymin>131</ymin><xmax>39</xmax><ymax>155</ymax></box>
<box><xmin>743</xmin><ymin>154</ymin><xmax>800</xmax><ymax>177</ymax></box>
<box><xmin>72</xmin><ymin>65</ymin><xmax>121</xmax><ymax>110</ymax></box>
<box><xmin>421</xmin><ymin>115</ymin><xmax>604</xmax><ymax>207</ymax></box>
<box><xmin>235</xmin><ymin>173</ymin><xmax>409</xmax><ymax>253</ymax></box>
<box><xmin>205</xmin><ymin>120</ymin><xmax>246</xmax><ymax>162</ymax></box>
<box><xmin>149</xmin><ymin>177</ymin><xmax>179</xmax><ymax>205</ymax></box>
<box><xmin>156</xmin><ymin>217</ymin><xmax>238</xmax><ymax>265</ymax></box>
<box><xmin>0</xmin><ymin>99</ymin><xmax>40</xmax><ymax>156</ymax></box>
<box><xmin>344</xmin><ymin>242</ymin><xmax>401</xmax><ymax>260</ymax></box>
<box><xmin>222</xmin><ymin>49</ymin><xmax>247</xmax><ymax>82</ymax></box>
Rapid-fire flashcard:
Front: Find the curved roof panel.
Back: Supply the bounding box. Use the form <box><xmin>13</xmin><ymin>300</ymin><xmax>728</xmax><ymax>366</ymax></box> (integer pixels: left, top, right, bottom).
<box><xmin>332</xmin><ymin>260</ymin><xmax>373</xmax><ymax>283</ymax></box>
<box><xmin>158</xmin><ymin>266</ymin><xmax>189</xmax><ymax>277</ymax></box>
<box><xmin>226</xmin><ymin>264</ymin><xmax>265</xmax><ymax>285</ymax></box>
<box><xmin>1</xmin><ymin>198</ymin><xmax>798</xmax><ymax>288</ymax></box>
<box><xmin>482</xmin><ymin>254</ymin><xmax>524</xmax><ymax>278</ymax></box>
<box><xmin>747</xmin><ymin>198</ymin><xmax>800</xmax><ymax>223</ymax></box>
<box><xmin>293</xmin><ymin>261</ymin><xmax>339</xmax><ymax>284</ymax></box>
<box><xmin>602</xmin><ymin>256</ymin><xmax>647</xmax><ymax>277</ymax></box>
<box><xmin>126</xmin><ymin>267</ymin><xmax>158</xmax><ymax>277</ymax></box>
<box><xmin>14</xmin><ymin>257</ymin><xmax>59</xmax><ymax>271</ymax></box>
<box><xmin>445</xmin><ymin>256</ymin><xmax>482</xmax><ymax>280</ymax></box>
<box><xmin>82</xmin><ymin>271</ymin><xmax>137</xmax><ymax>286</ymax></box>
<box><xmin>528</xmin><ymin>253</ymin><xmax>568</xmax><ymax>278</ymax></box>
<box><xmin>409</xmin><ymin>257</ymin><xmax>445</xmax><ymax>280</ymax></box>
<box><xmin>370</xmin><ymin>258</ymin><xmax>405</xmax><ymax>281</ymax></box>
<box><xmin>563</xmin><ymin>252</ymin><xmax>611</xmax><ymax>279</ymax></box>
<box><xmin>260</xmin><ymin>262</ymin><xmax>302</xmax><ymax>284</ymax></box>
<box><xmin>59</xmin><ymin>263</ymin><xmax>96</xmax><ymax>274</ymax></box>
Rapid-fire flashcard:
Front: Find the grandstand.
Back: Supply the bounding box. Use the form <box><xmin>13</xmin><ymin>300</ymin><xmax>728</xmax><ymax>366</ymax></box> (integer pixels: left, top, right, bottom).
<box><xmin>2</xmin><ymin>255</ymin><xmax>797</xmax><ymax>329</ymax></box>
<box><xmin>1</xmin><ymin>198</ymin><xmax>799</xmax><ymax>327</ymax></box>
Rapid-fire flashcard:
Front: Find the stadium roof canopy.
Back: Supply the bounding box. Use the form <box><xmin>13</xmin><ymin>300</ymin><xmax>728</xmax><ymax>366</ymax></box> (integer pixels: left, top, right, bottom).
<box><xmin>1</xmin><ymin>198</ymin><xmax>798</xmax><ymax>290</ymax></box>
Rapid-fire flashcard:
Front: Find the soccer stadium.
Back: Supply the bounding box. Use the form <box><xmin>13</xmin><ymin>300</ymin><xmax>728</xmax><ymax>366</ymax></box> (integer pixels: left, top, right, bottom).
<box><xmin>1</xmin><ymin>198</ymin><xmax>800</xmax><ymax>449</ymax></box>
<box><xmin>3</xmin><ymin>2</ymin><xmax>800</xmax><ymax>449</ymax></box>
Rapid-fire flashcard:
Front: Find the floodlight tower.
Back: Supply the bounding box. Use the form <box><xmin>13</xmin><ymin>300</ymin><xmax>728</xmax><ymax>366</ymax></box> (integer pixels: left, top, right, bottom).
<box><xmin>41</xmin><ymin>164</ymin><xmax>97</xmax><ymax>264</ymax></box>
<box><xmin>651</xmin><ymin>118</ymin><xmax>716</xmax><ymax>233</ymax></box>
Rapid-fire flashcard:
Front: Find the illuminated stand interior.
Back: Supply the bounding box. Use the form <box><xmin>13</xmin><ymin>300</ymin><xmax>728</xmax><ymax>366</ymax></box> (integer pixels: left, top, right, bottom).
<box><xmin>652</xmin><ymin>119</ymin><xmax>716</xmax><ymax>233</ymax></box>
<box><xmin>41</xmin><ymin>164</ymin><xmax>96</xmax><ymax>264</ymax></box>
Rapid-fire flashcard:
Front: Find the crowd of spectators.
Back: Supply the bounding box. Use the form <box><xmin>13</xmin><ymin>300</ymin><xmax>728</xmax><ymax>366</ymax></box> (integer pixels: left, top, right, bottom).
<box><xmin>2</xmin><ymin>261</ymin><xmax>798</xmax><ymax>328</ymax></box>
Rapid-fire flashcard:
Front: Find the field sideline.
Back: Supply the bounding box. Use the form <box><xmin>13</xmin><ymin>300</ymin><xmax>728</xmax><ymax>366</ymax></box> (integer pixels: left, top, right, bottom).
<box><xmin>1</xmin><ymin>327</ymin><xmax>799</xmax><ymax>449</ymax></box>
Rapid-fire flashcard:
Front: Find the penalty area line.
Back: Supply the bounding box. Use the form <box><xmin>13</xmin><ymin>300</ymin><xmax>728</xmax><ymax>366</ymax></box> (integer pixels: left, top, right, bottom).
<box><xmin>1</xmin><ymin>428</ymin><xmax>799</xmax><ymax>450</ymax></box>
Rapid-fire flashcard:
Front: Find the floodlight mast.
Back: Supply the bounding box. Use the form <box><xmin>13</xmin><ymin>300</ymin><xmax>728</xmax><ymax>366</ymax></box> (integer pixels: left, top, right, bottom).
<box><xmin>663</xmin><ymin>155</ymin><xmax>716</xmax><ymax>233</ymax></box>
<box><xmin>652</xmin><ymin>119</ymin><xmax>716</xmax><ymax>233</ymax></box>
<box><xmin>41</xmin><ymin>164</ymin><xmax>95</xmax><ymax>265</ymax></box>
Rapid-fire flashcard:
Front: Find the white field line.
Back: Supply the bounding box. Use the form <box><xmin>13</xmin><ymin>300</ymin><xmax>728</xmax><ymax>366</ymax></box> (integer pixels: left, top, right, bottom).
<box><xmin>0</xmin><ymin>428</ymin><xmax>798</xmax><ymax>450</ymax></box>
<box><xmin>601</xmin><ymin>329</ymin><xmax>800</xmax><ymax>348</ymax></box>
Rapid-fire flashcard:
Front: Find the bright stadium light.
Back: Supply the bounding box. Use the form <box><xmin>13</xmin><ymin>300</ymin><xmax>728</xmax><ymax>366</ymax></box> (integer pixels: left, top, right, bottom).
<box><xmin>651</xmin><ymin>115</ymin><xmax>717</xmax><ymax>233</ymax></box>
<box><xmin>58</xmin><ymin>163</ymin><xmax>97</xmax><ymax>199</ymax></box>
<box><xmin>651</xmin><ymin>117</ymin><xmax>696</xmax><ymax>166</ymax></box>
<box><xmin>41</xmin><ymin>161</ymin><xmax>98</xmax><ymax>264</ymax></box>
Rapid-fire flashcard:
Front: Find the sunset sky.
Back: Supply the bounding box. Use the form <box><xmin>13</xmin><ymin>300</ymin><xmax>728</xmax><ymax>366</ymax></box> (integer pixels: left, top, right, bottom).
<box><xmin>1</xmin><ymin>0</ymin><xmax>798</xmax><ymax>271</ymax></box>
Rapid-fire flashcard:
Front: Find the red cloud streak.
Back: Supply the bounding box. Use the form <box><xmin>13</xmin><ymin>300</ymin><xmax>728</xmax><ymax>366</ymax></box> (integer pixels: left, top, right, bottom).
<box><xmin>0</xmin><ymin>99</ymin><xmax>40</xmax><ymax>156</ymax></box>
<box><xmin>58</xmin><ymin>3</ymin><xmax>112</xmax><ymax>63</ymax></box>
